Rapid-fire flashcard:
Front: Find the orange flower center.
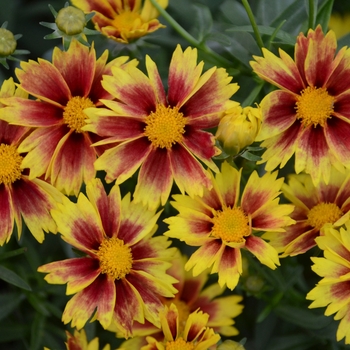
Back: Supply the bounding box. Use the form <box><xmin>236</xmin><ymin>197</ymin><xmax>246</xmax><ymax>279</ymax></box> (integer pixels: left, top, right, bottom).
<box><xmin>96</xmin><ymin>237</ymin><xmax>133</xmax><ymax>280</ymax></box>
<box><xmin>0</xmin><ymin>144</ymin><xmax>23</xmax><ymax>185</ymax></box>
<box><xmin>295</xmin><ymin>86</ymin><xmax>334</xmax><ymax>127</ymax></box>
<box><xmin>112</xmin><ymin>11</ymin><xmax>143</xmax><ymax>33</ymax></box>
<box><xmin>307</xmin><ymin>202</ymin><xmax>343</xmax><ymax>229</ymax></box>
<box><xmin>63</xmin><ymin>96</ymin><xmax>94</xmax><ymax>132</ymax></box>
<box><xmin>165</xmin><ymin>337</ymin><xmax>194</xmax><ymax>350</ymax></box>
<box><xmin>211</xmin><ymin>207</ymin><xmax>250</xmax><ymax>243</ymax></box>
<box><xmin>144</xmin><ymin>104</ymin><xmax>186</xmax><ymax>149</ymax></box>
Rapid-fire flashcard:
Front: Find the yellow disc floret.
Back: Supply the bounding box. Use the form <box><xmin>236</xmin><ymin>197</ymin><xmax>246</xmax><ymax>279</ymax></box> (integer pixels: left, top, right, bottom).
<box><xmin>307</xmin><ymin>202</ymin><xmax>343</xmax><ymax>229</ymax></box>
<box><xmin>144</xmin><ymin>104</ymin><xmax>187</xmax><ymax>149</ymax></box>
<box><xmin>96</xmin><ymin>237</ymin><xmax>133</xmax><ymax>280</ymax></box>
<box><xmin>0</xmin><ymin>28</ymin><xmax>17</xmax><ymax>57</ymax></box>
<box><xmin>211</xmin><ymin>207</ymin><xmax>250</xmax><ymax>243</ymax></box>
<box><xmin>112</xmin><ymin>12</ymin><xmax>143</xmax><ymax>33</ymax></box>
<box><xmin>63</xmin><ymin>96</ymin><xmax>94</xmax><ymax>132</ymax></box>
<box><xmin>166</xmin><ymin>337</ymin><xmax>194</xmax><ymax>350</ymax></box>
<box><xmin>295</xmin><ymin>86</ymin><xmax>334</xmax><ymax>128</ymax></box>
<box><xmin>0</xmin><ymin>144</ymin><xmax>23</xmax><ymax>185</ymax></box>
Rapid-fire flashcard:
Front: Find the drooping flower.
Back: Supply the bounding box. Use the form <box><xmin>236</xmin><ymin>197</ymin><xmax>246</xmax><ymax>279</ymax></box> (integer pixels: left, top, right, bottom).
<box><xmin>250</xmin><ymin>25</ymin><xmax>350</xmax><ymax>185</ymax></box>
<box><xmin>119</xmin><ymin>251</ymin><xmax>243</xmax><ymax>348</ymax></box>
<box><xmin>140</xmin><ymin>304</ymin><xmax>221</xmax><ymax>350</ymax></box>
<box><xmin>0</xmin><ymin>39</ymin><xmax>137</xmax><ymax>196</ymax></box>
<box><xmin>0</xmin><ymin>78</ymin><xmax>64</xmax><ymax>245</ymax></box>
<box><xmin>71</xmin><ymin>0</ymin><xmax>168</xmax><ymax>44</ymax></box>
<box><xmin>83</xmin><ymin>45</ymin><xmax>238</xmax><ymax>210</ymax></box>
<box><xmin>263</xmin><ymin>167</ymin><xmax>350</xmax><ymax>257</ymax></box>
<box><xmin>44</xmin><ymin>329</ymin><xmax>111</xmax><ymax>350</ymax></box>
<box><xmin>37</xmin><ymin>179</ymin><xmax>177</xmax><ymax>338</ymax></box>
<box><xmin>165</xmin><ymin>161</ymin><xmax>295</xmax><ymax>290</ymax></box>
<box><xmin>306</xmin><ymin>223</ymin><xmax>350</xmax><ymax>344</ymax></box>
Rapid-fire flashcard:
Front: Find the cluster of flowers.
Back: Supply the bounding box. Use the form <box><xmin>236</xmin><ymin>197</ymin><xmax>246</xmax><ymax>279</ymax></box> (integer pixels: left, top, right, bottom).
<box><xmin>1</xmin><ymin>0</ymin><xmax>350</xmax><ymax>349</ymax></box>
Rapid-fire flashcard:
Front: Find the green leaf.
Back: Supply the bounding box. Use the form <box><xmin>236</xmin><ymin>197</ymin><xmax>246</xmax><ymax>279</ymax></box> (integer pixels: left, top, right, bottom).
<box><xmin>267</xmin><ymin>334</ymin><xmax>319</xmax><ymax>350</ymax></box>
<box><xmin>191</xmin><ymin>3</ymin><xmax>213</xmax><ymax>43</ymax></box>
<box><xmin>240</xmin><ymin>150</ymin><xmax>262</xmax><ymax>162</ymax></box>
<box><xmin>0</xmin><ymin>293</ymin><xmax>25</xmax><ymax>321</ymax></box>
<box><xmin>0</xmin><ymin>265</ymin><xmax>31</xmax><ymax>291</ymax></box>
<box><xmin>0</xmin><ymin>323</ymin><xmax>28</xmax><ymax>342</ymax></box>
<box><xmin>315</xmin><ymin>0</ymin><xmax>334</xmax><ymax>33</ymax></box>
<box><xmin>30</xmin><ymin>313</ymin><xmax>46</xmax><ymax>350</ymax></box>
<box><xmin>27</xmin><ymin>293</ymin><xmax>51</xmax><ymax>316</ymax></box>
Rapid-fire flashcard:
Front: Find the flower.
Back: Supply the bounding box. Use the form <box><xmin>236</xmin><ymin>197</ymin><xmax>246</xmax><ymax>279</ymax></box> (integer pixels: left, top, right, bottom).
<box><xmin>164</xmin><ymin>161</ymin><xmax>294</xmax><ymax>290</ymax></box>
<box><xmin>0</xmin><ymin>78</ymin><xmax>64</xmax><ymax>245</ymax></box>
<box><xmin>71</xmin><ymin>0</ymin><xmax>168</xmax><ymax>44</ymax></box>
<box><xmin>83</xmin><ymin>45</ymin><xmax>238</xmax><ymax>210</ymax></box>
<box><xmin>216</xmin><ymin>103</ymin><xmax>262</xmax><ymax>156</ymax></box>
<box><xmin>119</xmin><ymin>251</ymin><xmax>243</xmax><ymax>348</ymax></box>
<box><xmin>37</xmin><ymin>178</ymin><xmax>177</xmax><ymax>338</ymax></box>
<box><xmin>44</xmin><ymin>329</ymin><xmax>111</xmax><ymax>350</ymax></box>
<box><xmin>263</xmin><ymin>167</ymin><xmax>350</xmax><ymax>257</ymax></box>
<box><xmin>140</xmin><ymin>304</ymin><xmax>221</xmax><ymax>350</ymax></box>
<box><xmin>250</xmin><ymin>25</ymin><xmax>350</xmax><ymax>185</ymax></box>
<box><xmin>306</xmin><ymin>223</ymin><xmax>350</xmax><ymax>344</ymax></box>
<box><xmin>0</xmin><ymin>39</ymin><xmax>137</xmax><ymax>196</ymax></box>
<box><xmin>217</xmin><ymin>340</ymin><xmax>246</xmax><ymax>350</ymax></box>
<box><xmin>328</xmin><ymin>13</ymin><xmax>350</xmax><ymax>39</ymax></box>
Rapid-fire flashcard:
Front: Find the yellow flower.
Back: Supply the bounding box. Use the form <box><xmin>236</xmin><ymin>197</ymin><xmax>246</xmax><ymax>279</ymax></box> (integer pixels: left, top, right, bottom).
<box><xmin>216</xmin><ymin>104</ymin><xmax>261</xmax><ymax>155</ymax></box>
<box><xmin>328</xmin><ymin>13</ymin><xmax>350</xmax><ymax>39</ymax></box>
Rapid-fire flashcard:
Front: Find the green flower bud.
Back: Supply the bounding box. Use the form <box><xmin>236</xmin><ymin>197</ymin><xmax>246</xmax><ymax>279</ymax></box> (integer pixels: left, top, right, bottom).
<box><xmin>55</xmin><ymin>6</ymin><xmax>86</xmax><ymax>36</ymax></box>
<box><xmin>0</xmin><ymin>28</ymin><xmax>17</xmax><ymax>57</ymax></box>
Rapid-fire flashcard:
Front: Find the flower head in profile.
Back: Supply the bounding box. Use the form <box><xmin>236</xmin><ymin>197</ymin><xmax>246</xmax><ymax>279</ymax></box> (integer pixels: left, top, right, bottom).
<box><xmin>263</xmin><ymin>167</ymin><xmax>350</xmax><ymax>257</ymax></box>
<box><xmin>71</xmin><ymin>0</ymin><xmax>168</xmax><ymax>44</ymax></box>
<box><xmin>84</xmin><ymin>45</ymin><xmax>238</xmax><ymax>210</ymax></box>
<box><xmin>0</xmin><ymin>78</ymin><xmax>64</xmax><ymax>245</ymax></box>
<box><xmin>119</xmin><ymin>251</ymin><xmax>243</xmax><ymax>348</ymax></box>
<box><xmin>38</xmin><ymin>179</ymin><xmax>177</xmax><ymax>338</ymax></box>
<box><xmin>306</xmin><ymin>223</ymin><xmax>350</xmax><ymax>344</ymax></box>
<box><xmin>250</xmin><ymin>25</ymin><xmax>350</xmax><ymax>185</ymax></box>
<box><xmin>0</xmin><ymin>39</ymin><xmax>137</xmax><ymax>196</ymax></box>
<box><xmin>141</xmin><ymin>304</ymin><xmax>221</xmax><ymax>350</ymax></box>
<box><xmin>165</xmin><ymin>161</ymin><xmax>294</xmax><ymax>290</ymax></box>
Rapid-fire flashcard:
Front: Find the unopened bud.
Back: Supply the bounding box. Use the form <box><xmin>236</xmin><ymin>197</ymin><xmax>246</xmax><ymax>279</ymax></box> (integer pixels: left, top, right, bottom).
<box><xmin>55</xmin><ymin>6</ymin><xmax>86</xmax><ymax>36</ymax></box>
<box><xmin>218</xmin><ymin>340</ymin><xmax>246</xmax><ymax>350</ymax></box>
<box><xmin>0</xmin><ymin>28</ymin><xmax>17</xmax><ymax>57</ymax></box>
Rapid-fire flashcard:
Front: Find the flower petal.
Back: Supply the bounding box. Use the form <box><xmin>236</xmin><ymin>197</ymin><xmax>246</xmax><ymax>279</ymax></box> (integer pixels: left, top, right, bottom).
<box><xmin>0</xmin><ymin>185</ymin><xmax>15</xmax><ymax>246</ymax></box>
<box><xmin>146</xmin><ymin>55</ymin><xmax>166</xmax><ymax>105</ymax></box>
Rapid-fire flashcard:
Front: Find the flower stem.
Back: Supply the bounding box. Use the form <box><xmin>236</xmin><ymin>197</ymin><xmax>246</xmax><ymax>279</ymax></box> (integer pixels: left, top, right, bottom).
<box><xmin>308</xmin><ymin>0</ymin><xmax>316</xmax><ymax>29</ymax></box>
<box><xmin>241</xmin><ymin>0</ymin><xmax>264</xmax><ymax>53</ymax></box>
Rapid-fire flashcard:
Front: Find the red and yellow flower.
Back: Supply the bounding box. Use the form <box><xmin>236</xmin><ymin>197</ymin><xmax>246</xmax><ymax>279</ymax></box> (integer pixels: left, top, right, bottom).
<box><xmin>38</xmin><ymin>178</ymin><xmax>177</xmax><ymax>338</ymax></box>
<box><xmin>306</xmin><ymin>223</ymin><xmax>350</xmax><ymax>344</ymax></box>
<box><xmin>0</xmin><ymin>39</ymin><xmax>137</xmax><ymax>196</ymax></box>
<box><xmin>0</xmin><ymin>78</ymin><xmax>64</xmax><ymax>245</ymax></box>
<box><xmin>119</xmin><ymin>251</ymin><xmax>243</xmax><ymax>348</ymax></box>
<box><xmin>250</xmin><ymin>25</ymin><xmax>350</xmax><ymax>185</ymax></box>
<box><xmin>71</xmin><ymin>0</ymin><xmax>168</xmax><ymax>43</ymax></box>
<box><xmin>165</xmin><ymin>161</ymin><xmax>294</xmax><ymax>290</ymax></box>
<box><xmin>141</xmin><ymin>304</ymin><xmax>221</xmax><ymax>350</ymax></box>
<box><xmin>84</xmin><ymin>45</ymin><xmax>238</xmax><ymax>210</ymax></box>
<box><xmin>263</xmin><ymin>167</ymin><xmax>350</xmax><ymax>257</ymax></box>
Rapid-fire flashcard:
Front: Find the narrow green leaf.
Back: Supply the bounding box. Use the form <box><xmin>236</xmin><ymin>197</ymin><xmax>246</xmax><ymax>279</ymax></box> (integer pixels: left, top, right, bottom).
<box><xmin>0</xmin><ymin>247</ymin><xmax>27</xmax><ymax>261</ymax></box>
<box><xmin>27</xmin><ymin>293</ymin><xmax>51</xmax><ymax>316</ymax></box>
<box><xmin>30</xmin><ymin>313</ymin><xmax>46</xmax><ymax>350</ymax></box>
<box><xmin>0</xmin><ymin>265</ymin><xmax>31</xmax><ymax>291</ymax></box>
<box><xmin>191</xmin><ymin>3</ymin><xmax>213</xmax><ymax>43</ymax></box>
<box><xmin>0</xmin><ymin>293</ymin><xmax>25</xmax><ymax>321</ymax></box>
<box><xmin>240</xmin><ymin>150</ymin><xmax>262</xmax><ymax>162</ymax></box>
<box><xmin>315</xmin><ymin>0</ymin><xmax>334</xmax><ymax>33</ymax></box>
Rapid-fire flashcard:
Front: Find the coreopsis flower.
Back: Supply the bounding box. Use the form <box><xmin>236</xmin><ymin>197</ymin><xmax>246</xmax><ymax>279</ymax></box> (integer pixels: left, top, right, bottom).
<box><xmin>216</xmin><ymin>103</ymin><xmax>262</xmax><ymax>156</ymax></box>
<box><xmin>0</xmin><ymin>78</ymin><xmax>64</xmax><ymax>245</ymax></box>
<box><xmin>38</xmin><ymin>179</ymin><xmax>177</xmax><ymax>338</ymax></box>
<box><xmin>306</xmin><ymin>223</ymin><xmax>350</xmax><ymax>344</ymax></box>
<box><xmin>84</xmin><ymin>45</ymin><xmax>238</xmax><ymax>210</ymax></box>
<box><xmin>263</xmin><ymin>167</ymin><xmax>350</xmax><ymax>257</ymax></box>
<box><xmin>328</xmin><ymin>13</ymin><xmax>350</xmax><ymax>39</ymax></box>
<box><xmin>140</xmin><ymin>304</ymin><xmax>221</xmax><ymax>350</ymax></box>
<box><xmin>250</xmin><ymin>25</ymin><xmax>350</xmax><ymax>185</ymax></box>
<box><xmin>165</xmin><ymin>161</ymin><xmax>295</xmax><ymax>290</ymax></box>
<box><xmin>0</xmin><ymin>39</ymin><xmax>137</xmax><ymax>196</ymax></box>
<box><xmin>44</xmin><ymin>329</ymin><xmax>110</xmax><ymax>350</ymax></box>
<box><xmin>119</xmin><ymin>251</ymin><xmax>243</xmax><ymax>348</ymax></box>
<box><xmin>71</xmin><ymin>0</ymin><xmax>168</xmax><ymax>44</ymax></box>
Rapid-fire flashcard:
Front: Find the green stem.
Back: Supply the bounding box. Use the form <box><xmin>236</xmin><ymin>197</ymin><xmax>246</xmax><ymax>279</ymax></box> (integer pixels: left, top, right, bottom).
<box><xmin>0</xmin><ymin>247</ymin><xmax>27</xmax><ymax>261</ymax></box>
<box><xmin>241</xmin><ymin>0</ymin><xmax>264</xmax><ymax>53</ymax></box>
<box><xmin>149</xmin><ymin>0</ymin><xmax>232</xmax><ymax>67</ymax></box>
<box><xmin>308</xmin><ymin>0</ymin><xmax>316</xmax><ymax>29</ymax></box>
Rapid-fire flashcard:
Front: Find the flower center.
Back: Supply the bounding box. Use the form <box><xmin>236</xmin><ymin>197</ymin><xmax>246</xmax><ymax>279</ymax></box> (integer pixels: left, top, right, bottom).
<box><xmin>144</xmin><ymin>104</ymin><xmax>187</xmax><ymax>149</ymax></box>
<box><xmin>96</xmin><ymin>237</ymin><xmax>133</xmax><ymax>280</ymax></box>
<box><xmin>166</xmin><ymin>337</ymin><xmax>194</xmax><ymax>350</ymax></box>
<box><xmin>307</xmin><ymin>202</ymin><xmax>343</xmax><ymax>230</ymax></box>
<box><xmin>112</xmin><ymin>11</ymin><xmax>143</xmax><ymax>32</ymax></box>
<box><xmin>63</xmin><ymin>96</ymin><xmax>94</xmax><ymax>132</ymax></box>
<box><xmin>211</xmin><ymin>207</ymin><xmax>250</xmax><ymax>243</ymax></box>
<box><xmin>295</xmin><ymin>86</ymin><xmax>334</xmax><ymax>127</ymax></box>
<box><xmin>0</xmin><ymin>144</ymin><xmax>23</xmax><ymax>185</ymax></box>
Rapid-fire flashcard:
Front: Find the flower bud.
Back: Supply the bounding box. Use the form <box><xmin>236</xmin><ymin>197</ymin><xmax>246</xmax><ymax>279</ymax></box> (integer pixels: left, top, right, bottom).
<box><xmin>0</xmin><ymin>28</ymin><xmax>17</xmax><ymax>57</ymax></box>
<box><xmin>217</xmin><ymin>340</ymin><xmax>246</xmax><ymax>350</ymax></box>
<box><xmin>55</xmin><ymin>6</ymin><xmax>86</xmax><ymax>36</ymax></box>
<box><xmin>216</xmin><ymin>105</ymin><xmax>261</xmax><ymax>156</ymax></box>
